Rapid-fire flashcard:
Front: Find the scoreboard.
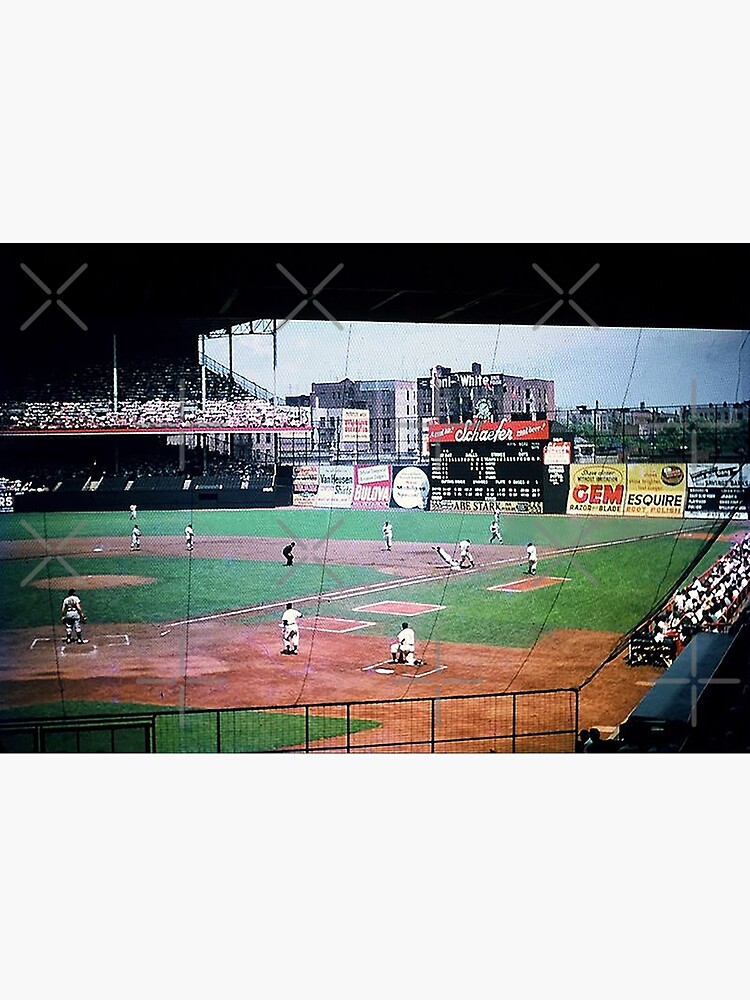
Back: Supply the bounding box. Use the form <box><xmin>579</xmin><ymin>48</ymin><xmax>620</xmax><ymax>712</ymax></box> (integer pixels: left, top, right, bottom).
<box><xmin>429</xmin><ymin>441</ymin><xmax>544</xmax><ymax>512</ymax></box>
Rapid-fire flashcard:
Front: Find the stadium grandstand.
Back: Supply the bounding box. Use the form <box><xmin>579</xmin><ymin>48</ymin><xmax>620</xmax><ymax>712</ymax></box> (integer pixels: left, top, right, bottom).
<box><xmin>1</xmin><ymin>246</ymin><xmax>748</xmax><ymax>755</ymax></box>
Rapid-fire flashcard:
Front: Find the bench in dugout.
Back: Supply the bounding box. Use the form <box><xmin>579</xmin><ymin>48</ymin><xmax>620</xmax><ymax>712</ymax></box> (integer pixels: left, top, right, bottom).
<box><xmin>628</xmin><ymin>632</ymin><xmax>681</xmax><ymax>669</ymax></box>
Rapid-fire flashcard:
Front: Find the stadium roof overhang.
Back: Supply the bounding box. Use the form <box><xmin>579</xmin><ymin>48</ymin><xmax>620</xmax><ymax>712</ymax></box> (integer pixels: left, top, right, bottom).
<box><xmin>2</xmin><ymin>244</ymin><xmax>748</xmax><ymax>353</ymax></box>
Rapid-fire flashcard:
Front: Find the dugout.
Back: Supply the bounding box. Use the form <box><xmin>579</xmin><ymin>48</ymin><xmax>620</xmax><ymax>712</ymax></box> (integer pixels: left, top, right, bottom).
<box><xmin>619</xmin><ymin>631</ymin><xmax>746</xmax><ymax>751</ymax></box>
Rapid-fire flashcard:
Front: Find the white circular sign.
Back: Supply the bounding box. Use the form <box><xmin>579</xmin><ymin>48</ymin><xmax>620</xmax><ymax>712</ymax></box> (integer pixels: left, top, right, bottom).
<box><xmin>392</xmin><ymin>467</ymin><xmax>430</xmax><ymax>510</ymax></box>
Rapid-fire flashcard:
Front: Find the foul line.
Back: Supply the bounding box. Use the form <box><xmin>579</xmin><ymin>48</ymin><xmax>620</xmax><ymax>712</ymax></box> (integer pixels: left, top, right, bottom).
<box><xmin>163</xmin><ymin>526</ymin><xmax>694</xmax><ymax>629</ymax></box>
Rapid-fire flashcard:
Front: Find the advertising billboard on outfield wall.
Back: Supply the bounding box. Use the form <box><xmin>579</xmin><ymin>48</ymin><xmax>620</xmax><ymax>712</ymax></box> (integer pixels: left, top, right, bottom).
<box><xmin>566</xmin><ymin>464</ymin><xmax>626</xmax><ymax>515</ymax></box>
<box><xmin>624</xmin><ymin>464</ymin><xmax>687</xmax><ymax>517</ymax></box>
<box><xmin>685</xmin><ymin>463</ymin><xmax>750</xmax><ymax>519</ymax></box>
<box><xmin>391</xmin><ymin>466</ymin><xmax>430</xmax><ymax>509</ymax></box>
<box><xmin>314</xmin><ymin>465</ymin><xmax>355</xmax><ymax>508</ymax></box>
<box><xmin>292</xmin><ymin>465</ymin><xmax>319</xmax><ymax>507</ymax></box>
<box><xmin>352</xmin><ymin>465</ymin><xmax>392</xmax><ymax>509</ymax></box>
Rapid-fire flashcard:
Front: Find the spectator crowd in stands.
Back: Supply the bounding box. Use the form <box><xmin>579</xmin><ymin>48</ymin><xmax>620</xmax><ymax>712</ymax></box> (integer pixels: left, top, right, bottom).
<box><xmin>0</xmin><ymin>398</ymin><xmax>310</xmax><ymax>432</ymax></box>
<box><xmin>0</xmin><ymin>358</ymin><xmax>310</xmax><ymax>433</ymax></box>
<box><xmin>640</xmin><ymin>534</ymin><xmax>750</xmax><ymax>665</ymax></box>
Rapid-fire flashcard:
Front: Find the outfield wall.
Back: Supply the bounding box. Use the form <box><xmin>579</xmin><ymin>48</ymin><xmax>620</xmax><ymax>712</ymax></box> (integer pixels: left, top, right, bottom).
<box><xmin>6</xmin><ymin>461</ymin><xmax>748</xmax><ymax>518</ymax></box>
<box><xmin>12</xmin><ymin>485</ymin><xmax>292</xmax><ymax>513</ymax></box>
<box><xmin>291</xmin><ymin>459</ymin><xmax>749</xmax><ymax>519</ymax></box>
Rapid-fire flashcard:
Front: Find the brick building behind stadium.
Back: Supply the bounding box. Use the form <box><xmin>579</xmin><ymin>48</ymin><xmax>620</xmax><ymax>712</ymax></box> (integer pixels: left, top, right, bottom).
<box><xmin>416</xmin><ymin>362</ymin><xmax>555</xmax><ymax>424</ymax></box>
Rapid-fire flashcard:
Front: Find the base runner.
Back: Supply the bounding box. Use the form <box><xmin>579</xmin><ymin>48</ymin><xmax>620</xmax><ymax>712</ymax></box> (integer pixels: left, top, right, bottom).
<box><xmin>434</xmin><ymin>545</ymin><xmax>460</xmax><ymax>570</ymax></box>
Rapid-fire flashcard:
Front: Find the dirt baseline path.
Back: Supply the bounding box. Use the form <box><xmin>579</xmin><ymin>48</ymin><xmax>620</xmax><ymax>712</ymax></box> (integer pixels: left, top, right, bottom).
<box><xmin>0</xmin><ymin>534</ymin><xmax>535</xmax><ymax>580</ymax></box>
<box><xmin>0</xmin><ymin>529</ymin><xmax>676</xmax><ymax>746</ymax></box>
<box><xmin>0</xmin><ymin>616</ymin><xmax>659</xmax><ymax>744</ymax></box>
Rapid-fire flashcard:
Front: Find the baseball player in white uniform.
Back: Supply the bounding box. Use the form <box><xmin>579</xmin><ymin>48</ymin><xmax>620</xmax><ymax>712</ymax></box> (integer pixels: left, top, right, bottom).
<box><xmin>458</xmin><ymin>539</ymin><xmax>475</xmax><ymax>568</ymax></box>
<box><xmin>61</xmin><ymin>588</ymin><xmax>88</xmax><ymax>644</ymax></box>
<box><xmin>185</xmin><ymin>524</ymin><xmax>195</xmax><ymax>550</ymax></box>
<box><xmin>526</xmin><ymin>542</ymin><xmax>538</xmax><ymax>575</ymax></box>
<box><xmin>390</xmin><ymin>622</ymin><xmax>416</xmax><ymax>665</ymax></box>
<box><xmin>130</xmin><ymin>525</ymin><xmax>142</xmax><ymax>550</ymax></box>
<box><xmin>434</xmin><ymin>545</ymin><xmax>460</xmax><ymax>570</ymax></box>
<box><xmin>280</xmin><ymin>603</ymin><xmax>302</xmax><ymax>655</ymax></box>
<box><xmin>489</xmin><ymin>516</ymin><xmax>502</xmax><ymax>543</ymax></box>
<box><xmin>128</xmin><ymin>503</ymin><xmax>137</xmax><ymax>520</ymax></box>
<box><xmin>382</xmin><ymin>520</ymin><xmax>393</xmax><ymax>551</ymax></box>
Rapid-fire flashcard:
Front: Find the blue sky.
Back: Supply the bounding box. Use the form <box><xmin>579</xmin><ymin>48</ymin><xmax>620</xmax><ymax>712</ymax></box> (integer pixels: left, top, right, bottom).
<box><xmin>204</xmin><ymin>321</ymin><xmax>749</xmax><ymax>409</ymax></box>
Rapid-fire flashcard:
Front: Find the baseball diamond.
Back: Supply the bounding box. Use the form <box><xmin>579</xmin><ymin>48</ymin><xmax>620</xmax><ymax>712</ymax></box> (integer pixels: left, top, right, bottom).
<box><xmin>1</xmin><ymin>503</ymin><xmax>744</xmax><ymax>752</ymax></box>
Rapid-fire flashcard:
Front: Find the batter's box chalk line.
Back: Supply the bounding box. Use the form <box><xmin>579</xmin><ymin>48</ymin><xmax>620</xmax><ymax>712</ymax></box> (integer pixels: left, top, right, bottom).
<box><xmin>104</xmin><ymin>634</ymin><xmax>131</xmax><ymax>646</ymax></box>
<box><xmin>30</xmin><ymin>636</ymin><xmax>52</xmax><ymax>649</ymax></box>
<box><xmin>60</xmin><ymin>643</ymin><xmax>97</xmax><ymax>655</ymax></box>
<box><xmin>362</xmin><ymin>660</ymin><xmax>393</xmax><ymax>672</ymax></box>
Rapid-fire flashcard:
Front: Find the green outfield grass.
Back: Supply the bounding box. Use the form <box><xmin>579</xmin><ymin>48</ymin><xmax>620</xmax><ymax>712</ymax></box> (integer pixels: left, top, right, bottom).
<box><xmin>0</xmin><ymin>510</ymin><xmax>732</xmax><ymax>643</ymax></box>
<box><xmin>0</xmin><ymin>507</ymin><xmax>739</xmax><ymax>749</ymax></box>
<box><xmin>0</xmin><ymin>505</ymin><xmax>722</xmax><ymax>546</ymax></box>
<box><xmin>297</xmin><ymin>534</ymin><xmax>715</xmax><ymax>648</ymax></box>
<box><xmin>0</xmin><ymin>556</ymin><xmax>386</xmax><ymax>629</ymax></box>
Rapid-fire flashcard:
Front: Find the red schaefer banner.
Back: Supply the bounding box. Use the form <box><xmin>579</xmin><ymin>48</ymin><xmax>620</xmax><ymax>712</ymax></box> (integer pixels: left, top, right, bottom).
<box><xmin>428</xmin><ymin>418</ymin><xmax>549</xmax><ymax>445</ymax></box>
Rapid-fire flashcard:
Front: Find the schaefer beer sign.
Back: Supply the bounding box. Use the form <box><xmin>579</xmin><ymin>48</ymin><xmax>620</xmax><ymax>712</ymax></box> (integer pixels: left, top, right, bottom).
<box><xmin>428</xmin><ymin>418</ymin><xmax>549</xmax><ymax>444</ymax></box>
<box><xmin>567</xmin><ymin>465</ymin><xmax>626</xmax><ymax>515</ymax></box>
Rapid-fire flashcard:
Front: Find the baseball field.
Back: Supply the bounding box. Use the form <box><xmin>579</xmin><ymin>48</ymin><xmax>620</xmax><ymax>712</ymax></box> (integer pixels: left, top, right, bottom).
<box><xmin>0</xmin><ymin>506</ymin><xmax>741</xmax><ymax>751</ymax></box>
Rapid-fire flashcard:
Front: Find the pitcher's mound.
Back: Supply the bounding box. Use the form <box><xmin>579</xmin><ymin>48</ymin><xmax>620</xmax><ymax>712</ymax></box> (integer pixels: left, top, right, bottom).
<box><xmin>30</xmin><ymin>575</ymin><xmax>157</xmax><ymax>590</ymax></box>
<box><xmin>488</xmin><ymin>576</ymin><xmax>571</xmax><ymax>593</ymax></box>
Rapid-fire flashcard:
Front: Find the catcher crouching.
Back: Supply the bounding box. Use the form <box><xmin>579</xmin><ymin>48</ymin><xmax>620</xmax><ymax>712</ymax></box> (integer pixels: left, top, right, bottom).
<box><xmin>391</xmin><ymin>622</ymin><xmax>417</xmax><ymax>665</ymax></box>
